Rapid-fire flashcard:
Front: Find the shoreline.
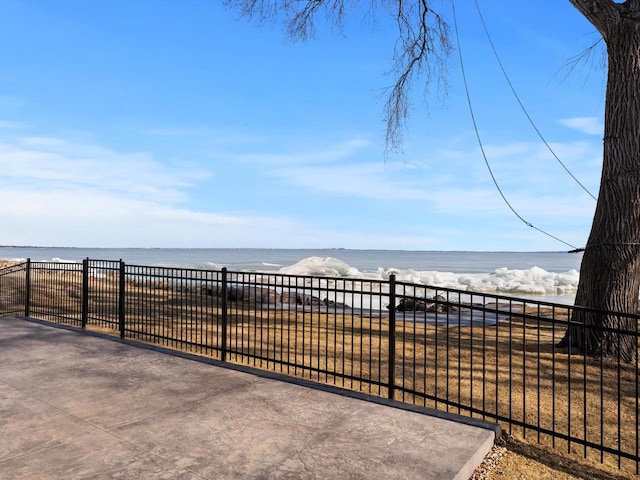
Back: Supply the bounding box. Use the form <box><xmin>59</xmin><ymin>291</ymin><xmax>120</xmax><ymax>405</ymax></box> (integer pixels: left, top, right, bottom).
<box><xmin>0</xmin><ymin>257</ymin><xmax>578</xmax><ymax>305</ymax></box>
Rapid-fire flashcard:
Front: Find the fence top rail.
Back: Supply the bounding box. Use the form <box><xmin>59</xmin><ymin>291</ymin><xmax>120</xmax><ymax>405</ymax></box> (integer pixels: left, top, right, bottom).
<box><xmin>31</xmin><ymin>262</ymin><xmax>83</xmax><ymax>270</ymax></box>
<box><xmin>125</xmin><ymin>263</ymin><xmax>222</xmax><ymax>274</ymax></box>
<box><xmin>394</xmin><ymin>278</ymin><xmax>564</xmax><ymax>305</ymax></box>
<box><xmin>87</xmin><ymin>259</ymin><xmax>122</xmax><ymax>265</ymax></box>
<box><xmin>395</xmin><ymin>278</ymin><xmax>640</xmax><ymax>320</ymax></box>
<box><xmin>123</xmin><ymin>264</ymin><xmax>390</xmax><ymax>288</ymax></box>
<box><xmin>225</xmin><ymin>269</ymin><xmax>388</xmax><ymax>282</ymax></box>
<box><xmin>0</xmin><ymin>262</ymin><xmax>27</xmax><ymax>274</ymax></box>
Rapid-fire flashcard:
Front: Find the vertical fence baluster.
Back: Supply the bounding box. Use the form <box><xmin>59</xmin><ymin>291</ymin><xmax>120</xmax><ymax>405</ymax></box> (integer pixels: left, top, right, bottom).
<box><xmin>24</xmin><ymin>258</ymin><xmax>31</xmax><ymax>317</ymax></box>
<box><xmin>119</xmin><ymin>260</ymin><xmax>125</xmax><ymax>338</ymax></box>
<box><xmin>81</xmin><ymin>258</ymin><xmax>89</xmax><ymax>328</ymax></box>
<box><xmin>221</xmin><ymin>267</ymin><xmax>228</xmax><ymax>362</ymax></box>
<box><xmin>388</xmin><ymin>273</ymin><xmax>396</xmax><ymax>400</ymax></box>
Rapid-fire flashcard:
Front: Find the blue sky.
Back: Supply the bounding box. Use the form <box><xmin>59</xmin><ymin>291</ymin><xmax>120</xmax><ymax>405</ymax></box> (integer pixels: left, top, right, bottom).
<box><xmin>0</xmin><ymin>1</ymin><xmax>605</xmax><ymax>250</ymax></box>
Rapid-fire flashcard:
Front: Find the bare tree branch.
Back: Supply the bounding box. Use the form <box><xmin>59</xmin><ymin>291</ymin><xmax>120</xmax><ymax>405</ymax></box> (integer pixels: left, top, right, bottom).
<box><xmin>555</xmin><ymin>36</ymin><xmax>606</xmax><ymax>84</ymax></box>
<box><xmin>225</xmin><ymin>0</ymin><xmax>452</xmax><ymax>153</ymax></box>
<box><xmin>384</xmin><ymin>0</ymin><xmax>451</xmax><ymax>152</ymax></box>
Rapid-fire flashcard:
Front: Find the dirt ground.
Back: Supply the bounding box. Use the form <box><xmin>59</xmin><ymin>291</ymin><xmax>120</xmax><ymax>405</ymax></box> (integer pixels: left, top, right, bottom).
<box><xmin>472</xmin><ymin>434</ymin><xmax>638</xmax><ymax>480</ymax></box>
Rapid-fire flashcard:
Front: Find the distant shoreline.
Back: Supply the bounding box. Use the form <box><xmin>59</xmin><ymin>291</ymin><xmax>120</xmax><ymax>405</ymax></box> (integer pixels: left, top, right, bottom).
<box><xmin>0</xmin><ymin>245</ymin><xmax>573</xmax><ymax>254</ymax></box>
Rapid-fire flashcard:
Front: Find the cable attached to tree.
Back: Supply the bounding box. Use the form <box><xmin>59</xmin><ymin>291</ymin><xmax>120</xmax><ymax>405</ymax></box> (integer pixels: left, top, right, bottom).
<box><xmin>473</xmin><ymin>0</ymin><xmax>597</xmax><ymax>201</ymax></box>
<box><xmin>451</xmin><ymin>0</ymin><xmax>579</xmax><ymax>251</ymax></box>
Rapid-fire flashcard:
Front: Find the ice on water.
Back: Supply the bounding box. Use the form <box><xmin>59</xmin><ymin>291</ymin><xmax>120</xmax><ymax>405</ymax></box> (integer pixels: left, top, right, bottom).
<box><xmin>277</xmin><ymin>256</ymin><xmax>579</xmax><ymax>297</ymax></box>
<box><xmin>277</xmin><ymin>256</ymin><xmax>362</xmax><ymax>278</ymax></box>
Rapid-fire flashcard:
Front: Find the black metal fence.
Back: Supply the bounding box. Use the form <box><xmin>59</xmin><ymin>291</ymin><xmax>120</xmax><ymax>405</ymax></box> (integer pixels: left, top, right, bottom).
<box><xmin>1</xmin><ymin>258</ymin><xmax>638</xmax><ymax>474</ymax></box>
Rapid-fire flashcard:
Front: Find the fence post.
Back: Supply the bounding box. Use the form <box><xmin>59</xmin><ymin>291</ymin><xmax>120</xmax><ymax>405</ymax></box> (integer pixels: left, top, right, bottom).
<box><xmin>119</xmin><ymin>260</ymin><xmax>126</xmax><ymax>339</ymax></box>
<box><xmin>388</xmin><ymin>273</ymin><xmax>396</xmax><ymax>400</ymax></box>
<box><xmin>81</xmin><ymin>258</ymin><xmax>89</xmax><ymax>328</ymax></box>
<box><xmin>221</xmin><ymin>267</ymin><xmax>228</xmax><ymax>362</ymax></box>
<box><xmin>24</xmin><ymin>258</ymin><xmax>31</xmax><ymax>317</ymax></box>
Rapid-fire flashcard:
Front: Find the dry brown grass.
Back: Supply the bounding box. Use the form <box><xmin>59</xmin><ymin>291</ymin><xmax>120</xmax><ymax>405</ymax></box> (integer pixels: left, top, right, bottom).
<box><xmin>1</xmin><ymin>269</ymin><xmax>639</xmax><ymax>478</ymax></box>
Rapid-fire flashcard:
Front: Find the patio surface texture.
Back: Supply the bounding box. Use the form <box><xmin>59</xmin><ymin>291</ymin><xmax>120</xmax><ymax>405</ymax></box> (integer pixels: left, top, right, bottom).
<box><xmin>0</xmin><ymin>316</ymin><xmax>499</xmax><ymax>479</ymax></box>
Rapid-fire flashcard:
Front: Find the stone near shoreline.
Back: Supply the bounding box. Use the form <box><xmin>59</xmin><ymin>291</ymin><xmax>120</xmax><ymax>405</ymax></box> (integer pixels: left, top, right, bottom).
<box><xmin>393</xmin><ymin>294</ymin><xmax>459</xmax><ymax>313</ymax></box>
<box><xmin>200</xmin><ymin>284</ymin><xmax>349</xmax><ymax>308</ymax></box>
<box><xmin>198</xmin><ymin>283</ymin><xmax>457</xmax><ymax>313</ymax></box>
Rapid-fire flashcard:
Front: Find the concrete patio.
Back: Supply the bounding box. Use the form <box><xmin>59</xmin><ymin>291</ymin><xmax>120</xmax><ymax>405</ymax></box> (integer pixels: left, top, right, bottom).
<box><xmin>0</xmin><ymin>316</ymin><xmax>498</xmax><ymax>479</ymax></box>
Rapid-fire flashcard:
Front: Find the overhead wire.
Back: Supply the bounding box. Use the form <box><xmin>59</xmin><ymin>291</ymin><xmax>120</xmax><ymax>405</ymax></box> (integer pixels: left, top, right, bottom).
<box><xmin>451</xmin><ymin>0</ymin><xmax>579</xmax><ymax>251</ymax></box>
<box><xmin>472</xmin><ymin>0</ymin><xmax>597</xmax><ymax>201</ymax></box>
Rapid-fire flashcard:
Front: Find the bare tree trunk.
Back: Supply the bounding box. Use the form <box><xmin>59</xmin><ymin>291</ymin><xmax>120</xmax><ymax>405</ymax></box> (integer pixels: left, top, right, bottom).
<box><xmin>561</xmin><ymin>0</ymin><xmax>640</xmax><ymax>362</ymax></box>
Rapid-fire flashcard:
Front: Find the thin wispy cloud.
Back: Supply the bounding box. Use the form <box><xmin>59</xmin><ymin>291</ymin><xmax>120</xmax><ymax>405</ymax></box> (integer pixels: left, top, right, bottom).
<box><xmin>145</xmin><ymin>127</ymin><xmax>268</xmax><ymax>146</ymax></box>
<box><xmin>463</xmin><ymin>139</ymin><xmax>600</xmax><ymax>195</ymax></box>
<box><xmin>232</xmin><ymin>137</ymin><xmax>373</xmax><ymax>166</ymax></box>
<box><xmin>272</xmin><ymin>162</ymin><xmax>434</xmax><ymax>201</ymax></box>
<box><xmin>0</xmin><ymin>131</ymin><xmax>392</xmax><ymax>248</ymax></box>
<box><xmin>226</xmin><ymin>133</ymin><xmax>601</xmax><ymax>226</ymax></box>
<box><xmin>0</xmin><ymin>137</ymin><xmax>208</xmax><ymax>203</ymax></box>
<box><xmin>559</xmin><ymin>116</ymin><xmax>604</xmax><ymax>136</ymax></box>
<box><xmin>0</xmin><ymin>186</ymin><xmax>298</xmax><ymax>247</ymax></box>
<box><xmin>0</xmin><ymin>120</ymin><xmax>25</xmax><ymax>129</ymax></box>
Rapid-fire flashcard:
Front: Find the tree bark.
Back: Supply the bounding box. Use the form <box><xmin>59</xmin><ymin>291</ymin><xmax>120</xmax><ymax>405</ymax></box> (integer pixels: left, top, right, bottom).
<box><xmin>562</xmin><ymin>0</ymin><xmax>640</xmax><ymax>362</ymax></box>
